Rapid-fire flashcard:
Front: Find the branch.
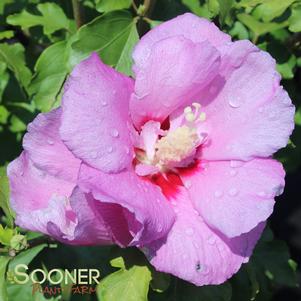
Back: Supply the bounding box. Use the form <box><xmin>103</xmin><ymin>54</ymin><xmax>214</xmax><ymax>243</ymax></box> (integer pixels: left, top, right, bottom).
<box><xmin>72</xmin><ymin>0</ymin><xmax>83</xmax><ymax>29</ymax></box>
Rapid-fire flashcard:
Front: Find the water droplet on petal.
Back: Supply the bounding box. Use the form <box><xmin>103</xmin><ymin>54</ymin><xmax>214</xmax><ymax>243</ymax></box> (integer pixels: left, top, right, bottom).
<box><xmin>229</xmin><ymin>188</ymin><xmax>238</xmax><ymax>196</ymax></box>
<box><xmin>91</xmin><ymin>152</ymin><xmax>98</xmax><ymax>159</ymax></box>
<box><xmin>111</xmin><ymin>129</ymin><xmax>119</xmax><ymax>138</ymax></box>
<box><xmin>230</xmin><ymin>160</ymin><xmax>244</xmax><ymax>168</ymax></box>
<box><xmin>185</xmin><ymin>228</ymin><xmax>194</xmax><ymax>236</ymax></box>
<box><xmin>194</xmin><ymin>209</ymin><xmax>200</xmax><ymax>216</ymax></box>
<box><xmin>257</xmin><ymin>191</ymin><xmax>266</xmax><ymax>197</ymax></box>
<box><xmin>125</xmin><ymin>146</ymin><xmax>130</xmax><ymax>154</ymax></box>
<box><xmin>107</xmin><ymin>146</ymin><xmax>113</xmax><ymax>153</ymax></box>
<box><xmin>101</xmin><ymin>101</ymin><xmax>108</xmax><ymax>107</ymax></box>
<box><xmin>229</xmin><ymin>96</ymin><xmax>242</xmax><ymax>108</ymax></box>
<box><xmin>208</xmin><ymin>236</ymin><xmax>216</xmax><ymax>245</ymax></box>
<box><xmin>47</xmin><ymin>139</ymin><xmax>54</xmax><ymax>145</ymax></box>
<box><xmin>184</xmin><ymin>180</ymin><xmax>192</xmax><ymax>189</ymax></box>
<box><xmin>214</xmin><ymin>190</ymin><xmax>223</xmax><ymax>198</ymax></box>
<box><xmin>230</xmin><ymin>169</ymin><xmax>237</xmax><ymax>177</ymax></box>
<box><xmin>158</xmin><ymin>224</ymin><xmax>163</xmax><ymax>232</ymax></box>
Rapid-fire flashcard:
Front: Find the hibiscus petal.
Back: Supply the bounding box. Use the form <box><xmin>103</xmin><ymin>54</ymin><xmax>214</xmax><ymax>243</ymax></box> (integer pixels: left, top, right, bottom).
<box><xmin>130</xmin><ymin>36</ymin><xmax>220</xmax><ymax>128</ymax></box>
<box><xmin>7</xmin><ymin>152</ymin><xmax>124</xmax><ymax>245</ymax></box>
<box><xmin>68</xmin><ymin>188</ymin><xmax>133</xmax><ymax>246</ymax></box>
<box><xmin>181</xmin><ymin>159</ymin><xmax>285</xmax><ymax>238</ymax></box>
<box><xmin>200</xmin><ymin>41</ymin><xmax>295</xmax><ymax>160</ymax></box>
<box><xmin>79</xmin><ymin>164</ymin><xmax>175</xmax><ymax>246</ymax></box>
<box><xmin>144</xmin><ymin>188</ymin><xmax>264</xmax><ymax>286</ymax></box>
<box><xmin>7</xmin><ymin>152</ymin><xmax>75</xmax><ymax>239</ymax></box>
<box><xmin>23</xmin><ymin>108</ymin><xmax>81</xmax><ymax>182</ymax></box>
<box><xmin>60</xmin><ymin>53</ymin><xmax>134</xmax><ymax>173</ymax></box>
<box><xmin>133</xmin><ymin>13</ymin><xmax>230</xmax><ymax>72</ymax></box>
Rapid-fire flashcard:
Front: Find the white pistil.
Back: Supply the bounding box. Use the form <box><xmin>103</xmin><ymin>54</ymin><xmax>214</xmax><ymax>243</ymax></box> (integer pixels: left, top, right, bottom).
<box><xmin>184</xmin><ymin>102</ymin><xmax>206</xmax><ymax>124</ymax></box>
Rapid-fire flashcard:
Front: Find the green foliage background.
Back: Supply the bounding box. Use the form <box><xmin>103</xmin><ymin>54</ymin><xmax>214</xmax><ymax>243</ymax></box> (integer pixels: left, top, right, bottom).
<box><xmin>0</xmin><ymin>0</ymin><xmax>300</xmax><ymax>300</ymax></box>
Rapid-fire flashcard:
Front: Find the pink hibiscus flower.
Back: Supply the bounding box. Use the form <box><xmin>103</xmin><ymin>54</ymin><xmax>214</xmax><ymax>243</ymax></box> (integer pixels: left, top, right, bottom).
<box><xmin>8</xmin><ymin>13</ymin><xmax>295</xmax><ymax>286</ymax></box>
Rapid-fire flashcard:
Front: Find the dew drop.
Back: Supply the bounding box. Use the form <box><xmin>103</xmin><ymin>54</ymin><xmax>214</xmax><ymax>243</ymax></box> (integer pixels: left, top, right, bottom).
<box><xmin>101</xmin><ymin>101</ymin><xmax>108</xmax><ymax>107</ymax></box>
<box><xmin>185</xmin><ymin>180</ymin><xmax>192</xmax><ymax>189</ymax></box>
<box><xmin>156</xmin><ymin>198</ymin><xmax>160</xmax><ymax>203</ymax></box>
<box><xmin>107</xmin><ymin>146</ymin><xmax>113</xmax><ymax>153</ymax></box>
<box><xmin>185</xmin><ymin>228</ymin><xmax>194</xmax><ymax>236</ymax></box>
<box><xmin>208</xmin><ymin>236</ymin><xmax>216</xmax><ymax>245</ymax></box>
<box><xmin>229</xmin><ymin>169</ymin><xmax>237</xmax><ymax>177</ymax></box>
<box><xmin>91</xmin><ymin>152</ymin><xmax>98</xmax><ymax>159</ymax></box>
<box><xmin>47</xmin><ymin>139</ymin><xmax>54</xmax><ymax>145</ymax></box>
<box><xmin>125</xmin><ymin>146</ymin><xmax>130</xmax><ymax>154</ymax></box>
<box><xmin>229</xmin><ymin>188</ymin><xmax>238</xmax><ymax>196</ymax></box>
<box><xmin>257</xmin><ymin>191</ymin><xmax>266</xmax><ymax>197</ymax></box>
<box><xmin>214</xmin><ymin>190</ymin><xmax>223</xmax><ymax>198</ymax></box>
<box><xmin>158</xmin><ymin>224</ymin><xmax>163</xmax><ymax>232</ymax></box>
<box><xmin>229</xmin><ymin>96</ymin><xmax>242</xmax><ymax>108</ymax></box>
<box><xmin>230</xmin><ymin>160</ymin><xmax>244</xmax><ymax>168</ymax></box>
<box><xmin>111</xmin><ymin>129</ymin><xmax>119</xmax><ymax>138</ymax></box>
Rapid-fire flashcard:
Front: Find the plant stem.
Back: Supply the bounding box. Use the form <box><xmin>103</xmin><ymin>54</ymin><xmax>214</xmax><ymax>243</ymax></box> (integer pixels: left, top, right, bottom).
<box><xmin>72</xmin><ymin>0</ymin><xmax>83</xmax><ymax>29</ymax></box>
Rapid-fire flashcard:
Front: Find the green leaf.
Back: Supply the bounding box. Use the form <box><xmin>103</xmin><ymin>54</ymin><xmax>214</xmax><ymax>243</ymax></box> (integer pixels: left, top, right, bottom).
<box><xmin>0</xmin><ymin>62</ymin><xmax>9</xmax><ymax>101</ymax></box>
<box><xmin>253</xmin><ymin>0</ymin><xmax>295</xmax><ymax>22</ymax></box>
<box><xmin>97</xmin><ymin>256</ymin><xmax>152</xmax><ymax>301</ymax></box>
<box><xmin>0</xmin><ymin>0</ymin><xmax>13</xmax><ymax>14</ymax></box>
<box><xmin>68</xmin><ymin>11</ymin><xmax>135</xmax><ymax>69</ymax></box>
<box><xmin>115</xmin><ymin>21</ymin><xmax>139</xmax><ymax>76</ymax></box>
<box><xmin>150</xmin><ymin>271</ymin><xmax>170</xmax><ymax>293</ymax></box>
<box><xmin>181</xmin><ymin>0</ymin><xmax>211</xmax><ymax>18</ymax></box>
<box><xmin>0</xmin><ymin>31</ymin><xmax>14</xmax><ymax>40</ymax></box>
<box><xmin>0</xmin><ymin>225</ymin><xmax>14</xmax><ymax>246</ymax></box>
<box><xmin>0</xmin><ymin>256</ymin><xmax>10</xmax><ymax>301</ymax></box>
<box><xmin>0</xmin><ymin>106</ymin><xmax>9</xmax><ymax>124</ymax></box>
<box><xmin>9</xmin><ymin>115</ymin><xmax>26</xmax><ymax>133</ymax></box>
<box><xmin>229</xmin><ymin>21</ymin><xmax>249</xmax><ymax>39</ymax></box>
<box><xmin>289</xmin><ymin>5</ymin><xmax>301</xmax><ymax>32</ymax></box>
<box><xmin>237</xmin><ymin>13</ymin><xmax>288</xmax><ymax>41</ymax></box>
<box><xmin>0</xmin><ymin>43</ymin><xmax>31</xmax><ymax>91</ymax></box>
<box><xmin>95</xmin><ymin>0</ymin><xmax>132</xmax><ymax>12</ymax></box>
<box><xmin>7</xmin><ymin>3</ymin><xmax>73</xmax><ymax>36</ymax></box>
<box><xmin>8</xmin><ymin>244</ymin><xmax>47</xmax><ymax>270</ymax></box>
<box><xmin>28</xmin><ymin>40</ymin><xmax>68</xmax><ymax>112</ymax></box>
<box><xmin>0</xmin><ymin>167</ymin><xmax>14</xmax><ymax>228</ymax></box>
<box><xmin>277</xmin><ymin>54</ymin><xmax>297</xmax><ymax>79</ymax></box>
<box><xmin>235</xmin><ymin>0</ymin><xmax>266</xmax><ymax>9</ymax></box>
<box><xmin>217</xmin><ymin>0</ymin><xmax>233</xmax><ymax>24</ymax></box>
<box><xmin>252</xmin><ymin>239</ymin><xmax>297</xmax><ymax>287</ymax></box>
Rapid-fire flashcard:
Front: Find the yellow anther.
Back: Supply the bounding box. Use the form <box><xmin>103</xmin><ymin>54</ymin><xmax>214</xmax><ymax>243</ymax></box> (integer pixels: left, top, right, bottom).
<box><xmin>155</xmin><ymin>126</ymin><xmax>199</xmax><ymax>166</ymax></box>
<box><xmin>184</xmin><ymin>106</ymin><xmax>192</xmax><ymax>114</ymax></box>
<box><xmin>199</xmin><ymin>112</ymin><xmax>206</xmax><ymax>122</ymax></box>
<box><xmin>192</xmin><ymin>102</ymin><xmax>201</xmax><ymax>109</ymax></box>
<box><xmin>185</xmin><ymin>112</ymin><xmax>196</xmax><ymax>122</ymax></box>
